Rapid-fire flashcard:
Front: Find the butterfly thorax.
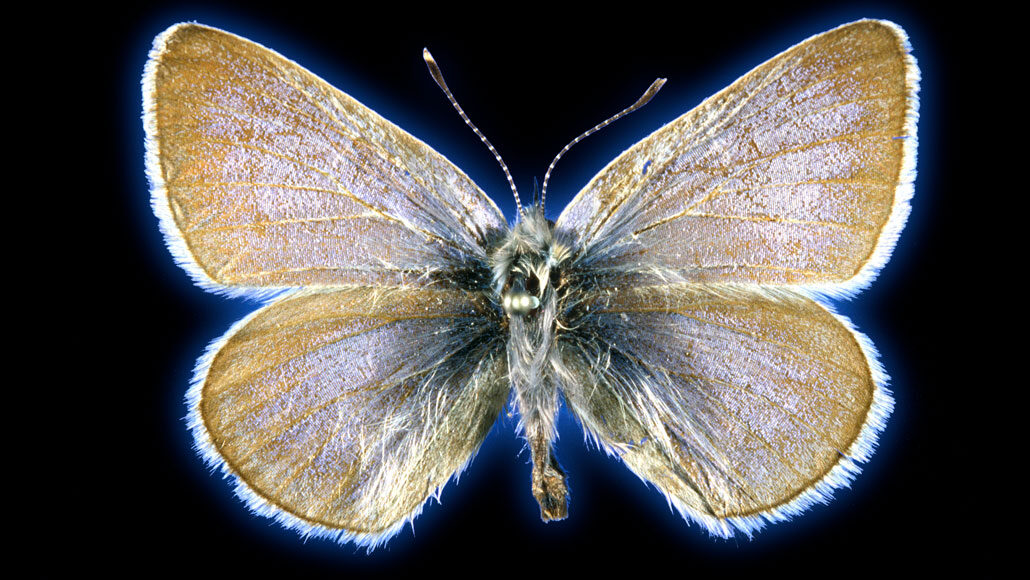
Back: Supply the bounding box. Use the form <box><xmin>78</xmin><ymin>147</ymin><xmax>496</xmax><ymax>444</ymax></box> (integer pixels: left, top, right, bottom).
<box><xmin>489</xmin><ymin>206</ymin><xmax>573</xmax><ymax>520</ymax></box>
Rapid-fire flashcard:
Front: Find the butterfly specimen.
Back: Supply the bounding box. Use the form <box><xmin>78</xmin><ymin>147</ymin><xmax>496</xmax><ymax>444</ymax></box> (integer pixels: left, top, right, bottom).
<box><xmin>142</xmin><ymin>19</ymin><xmax>918</xmax><ymax>547</ymax></box>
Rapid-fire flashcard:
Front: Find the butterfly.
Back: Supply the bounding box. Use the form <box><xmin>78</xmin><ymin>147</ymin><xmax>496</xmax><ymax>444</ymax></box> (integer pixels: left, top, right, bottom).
<box><xmin>142</xmin><ymin>19</ymin><xmax>918</xmax><ymax>548</ymax></box>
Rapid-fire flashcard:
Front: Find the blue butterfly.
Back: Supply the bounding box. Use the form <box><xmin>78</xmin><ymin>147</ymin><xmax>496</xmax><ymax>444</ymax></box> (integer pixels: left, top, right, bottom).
<box><xmin>143</xmin><ymin>19</ymin><xmax>917</xmax><ymax>548</ymax></box>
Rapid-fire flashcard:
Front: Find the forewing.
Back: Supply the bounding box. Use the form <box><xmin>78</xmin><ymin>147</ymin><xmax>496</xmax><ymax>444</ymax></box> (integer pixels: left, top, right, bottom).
<box><xmin>556</xmin><ymin>20</ymin><xmax>918</xmax><ymax>297</ymax></box>
<box><xmin>560</xmin><ymin>285</ymin><xmax>889</xmax><ymax>536</ymax></box>
<box><xmin>190</xmin><ymin>286</ymin><xmax>507</xmax><ymax>546</ymax></box>
<box><xmin>143</xmin><ymin>24</ymin><xmax>506</xmax><ymax>297</ymax></box>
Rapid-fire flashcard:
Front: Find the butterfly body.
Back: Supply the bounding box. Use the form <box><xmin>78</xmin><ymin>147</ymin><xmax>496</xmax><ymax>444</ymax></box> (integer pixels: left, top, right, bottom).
<box><xmin>144</xmin><ymin>19</ymin><xmax>917</xmax><ymax>547</ymax></box>
<box><xmin>489</xmin><ymin>207</ymin><xmax>576</xmax><ymax>519</ymax></box>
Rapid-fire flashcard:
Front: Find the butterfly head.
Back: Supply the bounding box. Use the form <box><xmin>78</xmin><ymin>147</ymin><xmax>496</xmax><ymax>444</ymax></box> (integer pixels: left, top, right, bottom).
<box><xmin>491</xmin><ymin>206</ymin><xmax>571</xmax><ymax>317</ymax></box>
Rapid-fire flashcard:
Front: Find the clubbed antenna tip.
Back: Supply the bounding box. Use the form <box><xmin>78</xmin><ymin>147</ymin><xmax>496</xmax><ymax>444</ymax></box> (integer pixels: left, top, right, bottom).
<box><xmin>423</xmin><ymin>48</ymin><xmax>524</xmax><ymax>217</ymax></box>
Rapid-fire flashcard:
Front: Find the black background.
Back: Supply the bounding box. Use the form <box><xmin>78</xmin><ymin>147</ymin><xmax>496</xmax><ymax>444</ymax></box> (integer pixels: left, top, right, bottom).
<box><xmin>44</xmin><ymin>0</ymin><xmax>984</xmax><ymax>575</ymax></box>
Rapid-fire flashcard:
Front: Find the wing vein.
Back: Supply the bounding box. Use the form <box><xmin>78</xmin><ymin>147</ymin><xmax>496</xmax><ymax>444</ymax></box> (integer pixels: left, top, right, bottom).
<box><xmin>633</xmin><ymin>210</ymin><xmax>876</xmax><ymax>235</ymax></box>
<box><xmin>191</xmin><ymin>137</ymin><xmax>463</xmax><ymax>251</ymax></box>
<box><xmin>674</xmin><ymin>370</ymin><xmax>849</xmax><ymax>449</ymax></box>
<box><xmin>671</xmin><ymin>129</ymin><xmax>896</xmax><ymax>216</ymax></box>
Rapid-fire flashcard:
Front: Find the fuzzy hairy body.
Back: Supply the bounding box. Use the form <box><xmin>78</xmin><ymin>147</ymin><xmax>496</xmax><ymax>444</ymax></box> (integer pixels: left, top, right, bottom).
<box><xmin>489</xmin><ymin>208</ymin><xmax>572</xmax><ymax>518</ymax></box>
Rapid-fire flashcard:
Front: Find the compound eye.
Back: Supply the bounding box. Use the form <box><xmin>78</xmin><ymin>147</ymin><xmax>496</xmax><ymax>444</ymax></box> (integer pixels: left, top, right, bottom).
<box><xmin>502</xmin><ymin>291</ymin><xmax>541</xmax><ymax>315</ymax></box>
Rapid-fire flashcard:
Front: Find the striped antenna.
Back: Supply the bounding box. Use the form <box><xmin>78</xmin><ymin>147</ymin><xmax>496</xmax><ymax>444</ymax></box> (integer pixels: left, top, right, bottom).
<box><xmin>540</xmin><ymin>78</ymin><xmax>666</xmax><ymax>213</ymax></box>
<box><xmin>423</xmin><ymin>49</ymin><xmax>524</xmax><ymax>217</ymax></box>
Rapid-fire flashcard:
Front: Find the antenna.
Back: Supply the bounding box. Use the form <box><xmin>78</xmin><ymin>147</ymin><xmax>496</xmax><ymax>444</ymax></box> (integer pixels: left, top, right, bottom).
<box><xmin>540</xmin><ymin>78</ymin><xmax>666</xmax><ymax>213</ymax></box>
<box><xmin>423</xmin><ymin>49</ymin><xmax>524</xmax><ymax>217</ymax></box>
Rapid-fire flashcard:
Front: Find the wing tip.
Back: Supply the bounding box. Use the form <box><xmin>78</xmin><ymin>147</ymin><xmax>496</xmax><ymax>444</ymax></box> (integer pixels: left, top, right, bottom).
<box><xmin>142</xmin><ymin>24</ymin><xmax>224</xmax><ymax>299</ymax></box>
<box><xmin>806</xmin><ymin>19</ymin><xmax>921</xmax><ymax>302</ymax></box>
<box><xmin>142</xmin><ymin>26</ymin><xmax>293</xmax><ymax>304</ymax></box>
